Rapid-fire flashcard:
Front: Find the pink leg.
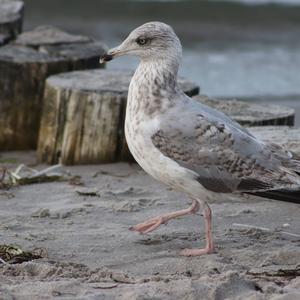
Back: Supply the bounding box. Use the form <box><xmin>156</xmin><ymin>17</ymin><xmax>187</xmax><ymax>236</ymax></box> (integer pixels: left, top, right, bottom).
<box><xmin>180</xmin><ymin>201</ymin><xmax>215</xmax><ymax>256</ymax></box>
<box><xmin>129</xmin><ymin>200</ymin><xmax>199</xmax><ymax>234</ymax></box>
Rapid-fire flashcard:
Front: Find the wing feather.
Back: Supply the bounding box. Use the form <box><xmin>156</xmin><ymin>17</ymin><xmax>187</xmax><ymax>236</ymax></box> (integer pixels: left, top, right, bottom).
<box><xmin>151</xmin><ymin>101</ymin><xmax>300</xmax><ymax>194</ymax></box>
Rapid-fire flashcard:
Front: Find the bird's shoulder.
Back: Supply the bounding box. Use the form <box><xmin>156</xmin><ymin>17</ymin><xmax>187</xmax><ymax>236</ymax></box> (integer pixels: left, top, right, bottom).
<box><xmin>155</xmin><ymin>95</ymin><xmax>256</xmax><ymax>149</ymax></box>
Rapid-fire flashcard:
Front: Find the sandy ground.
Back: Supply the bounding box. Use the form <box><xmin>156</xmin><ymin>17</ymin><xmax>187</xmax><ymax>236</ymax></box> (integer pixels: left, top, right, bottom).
<box><xmin>0</xmin><ymin>152</ymin><xmax>299</xmax><ymax>300</ymax></box>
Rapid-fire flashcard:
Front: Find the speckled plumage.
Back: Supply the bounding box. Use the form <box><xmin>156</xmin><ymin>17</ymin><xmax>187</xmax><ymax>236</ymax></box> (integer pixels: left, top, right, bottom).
<box><xmin>100</xmin><ymin>22</ymin><xmax>300</xmax><ymax>256</ymax></box>
<box><xmin>121</xmin><ymin>22</ymin><xmax>300</xmax><ymax>198</ymax></box>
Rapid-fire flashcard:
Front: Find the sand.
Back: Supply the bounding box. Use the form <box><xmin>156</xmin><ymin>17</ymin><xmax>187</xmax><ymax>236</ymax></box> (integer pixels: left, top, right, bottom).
<box><xmin>0</xmin><ymin>151</ymin><xmax>299</xmax><ymax>300</ymax></box>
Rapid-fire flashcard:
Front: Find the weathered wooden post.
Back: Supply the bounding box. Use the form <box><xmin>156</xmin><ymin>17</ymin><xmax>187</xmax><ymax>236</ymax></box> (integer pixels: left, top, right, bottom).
<box><xmin>0</xmin><ymin>26</ymin><xmax>107</xmax><ymax>150</ymax></box>
<box><xmin>193</xmin><ymin>95</ymin><xmax>295</xmax><ymax>126</ymax></box>
<box><xmin>37</xmin><ymin>69</ymin><xmax>200</xmax><ymax>165</ymax></box>
<box><xmin>0</xmin><ymin>0</ymin><xmax>24</xmax><ymax>45</ymax></box>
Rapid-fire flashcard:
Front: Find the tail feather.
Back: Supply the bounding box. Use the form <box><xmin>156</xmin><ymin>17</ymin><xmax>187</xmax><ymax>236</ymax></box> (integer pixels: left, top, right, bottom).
<box><xmin>246</xmin><ymin>189</ymin><xmax>300</xmax><ymax>204</ymax></box>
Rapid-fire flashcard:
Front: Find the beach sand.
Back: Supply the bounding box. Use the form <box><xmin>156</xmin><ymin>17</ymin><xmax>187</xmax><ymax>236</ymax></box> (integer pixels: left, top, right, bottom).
<box><xmin>0</xmin><ymin>151</ymin><xmax>299</xmax><ymax>299</ymax></box>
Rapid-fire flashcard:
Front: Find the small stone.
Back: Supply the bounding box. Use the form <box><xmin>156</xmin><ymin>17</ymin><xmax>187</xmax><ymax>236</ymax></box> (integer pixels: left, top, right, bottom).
<box><xmin>60</xmin><ymin>211</ymin><xmax>72</xmax><ymax>219</ymax></box>
<box><xmin>31</xmin><ymin>208</ymin><xmax>50</xmax><ymax>218</ymax></box>
<box><xmin>111</xmin><ymin>272</ymin><xmax>135</xmax><ymax>284</ymax></box>
<box><xmin>113</xmin><ymin>201</ymin><xmax>138</xmax><ymax>212</ymax></box>
<box><xmin>89</xmin><ymin>282</ymin><xmax>118</xmax><ymax>289</ymax></box>
<box><xmin>75</xmin><ymin>187</ymin><xmax>100</xmax><ymax>197</ymax></box>
<box><xmin>50</xmin><ymin>212</ymin><xmax>60</xmax><ymax>219</ymax></box>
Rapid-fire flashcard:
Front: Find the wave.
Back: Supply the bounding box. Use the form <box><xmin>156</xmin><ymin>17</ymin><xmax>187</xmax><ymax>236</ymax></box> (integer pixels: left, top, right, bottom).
<box><xmin>132</xmin><ymin>0</ymin><xmax>300</xmax><ymax>6</ymax></box>
<box><xmin>216</xmin><ymin>0</ymin><xmax>300</xmax><ymax>6</ymax></box>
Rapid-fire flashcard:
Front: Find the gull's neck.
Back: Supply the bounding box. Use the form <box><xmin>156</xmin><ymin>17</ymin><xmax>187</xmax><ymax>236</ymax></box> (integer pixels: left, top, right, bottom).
<box><xmin>136</xmin><ymin>56</ymin><xmax>180</xmax><ymax>88</ymax></box>
<box><xmin>128</xmin><ymin>56</ymin><xmax>182</xmax><ymax>118</ymax></box>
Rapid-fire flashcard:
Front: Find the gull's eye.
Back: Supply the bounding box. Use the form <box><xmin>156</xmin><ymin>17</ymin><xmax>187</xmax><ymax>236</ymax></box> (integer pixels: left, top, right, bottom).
<box><xmin>136</xmin><ymin>37</ymin><xmax>149</xmax><ymax>46</ymax></box>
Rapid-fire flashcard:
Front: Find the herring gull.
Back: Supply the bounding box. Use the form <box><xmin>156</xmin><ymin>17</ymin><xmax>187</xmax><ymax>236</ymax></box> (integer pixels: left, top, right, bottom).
<box><xmin>100</xmin><ymin>22</ymin><xmax>300</xmax><ymax>256</ymax></box>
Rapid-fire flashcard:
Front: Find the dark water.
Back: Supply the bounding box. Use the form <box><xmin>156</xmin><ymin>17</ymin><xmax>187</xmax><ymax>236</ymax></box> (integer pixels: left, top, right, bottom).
<box><xmin>24</xmin><ymin>0</ymin><xmax>300</xmax><ymax>124</ymax></box>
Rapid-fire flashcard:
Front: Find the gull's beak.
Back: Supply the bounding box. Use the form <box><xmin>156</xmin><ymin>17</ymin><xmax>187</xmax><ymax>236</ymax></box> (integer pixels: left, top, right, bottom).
<box><xmin>99</xmin><ymin>53</ymin><xmax>114</xmax><ymax>64</ymax></box>
<box><xmin>99</xmin><ymin>45</ymin><xmax>126</xmax><ymax>64</ymax></box>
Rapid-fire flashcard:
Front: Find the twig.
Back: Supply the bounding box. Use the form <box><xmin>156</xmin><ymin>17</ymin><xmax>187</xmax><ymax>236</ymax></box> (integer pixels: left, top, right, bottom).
<box><xmin>233</xmin><ymin>223</ymin><xmax>271</xmax><ymax>231</ymax></box>
<box><xmin>29</xmin><ymin>164</ymin><xmax>62</xmax><ymax>178</ymax></box>
<box><xmin>10</xmin><ymin>164</ymin><xmax>32</xmax><ymax>181</ymax></box>
<box><xmin>0</xmin><ymin>168</ymin><xmax>6</xmax><ymax>182</ymax></box>
<box><xmin>14</xmin><ymin>164</ymin><xmax>26</xmax><ymax>176</ymax></box>
<box><xmin>93</xmin><ymin>170</ymin><xmax>132</xmax><ymax>178</ymax></box>
<box><xmin>0</xmin><ymin>258</ymin><xmax>7</xmax><ymax>264</ymax></box>
<box><xmin>232</xmin><ymin>223</ymin><xmax>300</xmax><ymax>238</ymax></box>
<box><xmin>247</xmin><ymin>266</ymin><xmax>300</xmax><ymax>278</ymax></box>
<box><xmin>280</xmin><ymin>231</ymin><xmax>300</xmax><ymax>238</ymax></box>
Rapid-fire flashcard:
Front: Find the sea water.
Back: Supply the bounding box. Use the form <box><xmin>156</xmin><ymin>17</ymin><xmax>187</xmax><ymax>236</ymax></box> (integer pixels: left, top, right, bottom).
<box><xmin>24</xmin><ymin>0</ymin><xmax>300</xmax><ymax>123</ymax></box>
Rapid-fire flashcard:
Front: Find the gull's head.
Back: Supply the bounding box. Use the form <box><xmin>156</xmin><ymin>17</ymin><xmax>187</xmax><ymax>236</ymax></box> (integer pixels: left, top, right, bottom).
<box><xmin>100</xmin><ymin>22</ymin><xmax>182</xmax><ymax>63</ymax></box>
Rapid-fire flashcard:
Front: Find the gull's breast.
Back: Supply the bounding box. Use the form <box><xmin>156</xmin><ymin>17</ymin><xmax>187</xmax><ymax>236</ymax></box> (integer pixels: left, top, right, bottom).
<box><xmin>125</xmin><ymin>115</ymin><xmax>160</xmax><ymax>176</ymax></box>
<box><xmin>125</xmin><ymin>116</ymin><xmax>203</xmax><ymax>196</ymax></box>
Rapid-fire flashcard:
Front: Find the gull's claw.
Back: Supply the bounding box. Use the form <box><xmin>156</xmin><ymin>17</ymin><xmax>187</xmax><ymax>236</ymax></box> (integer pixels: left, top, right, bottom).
<box><xmin>180</xmin><ymin>246</ymin><xmax>216</xmax><ymax>257</ymax></box>
<box><xmin>129</xmin><ymin>216</ymin><xmax>165</xmax><ymax>234</ymax></box>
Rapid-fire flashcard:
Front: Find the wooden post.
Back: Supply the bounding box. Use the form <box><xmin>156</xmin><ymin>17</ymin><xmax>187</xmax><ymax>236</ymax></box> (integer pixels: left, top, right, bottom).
<box><xmin>0</xmin><ymin>0</ymin><xmax>24</xmax><ymax>45</ymax></box>
<box><xmin>193</xmin><ymin>95</ymin><xmax>295</xmax><ymax>126</ymax></box>
<box><xmin>37</xmin><ymin>69</ymin><xmax>200</xmax><ymax>165</ymax></box>
<box><xmin>0</xmin><ymin>26</ymin><xmax>107</xmax><ymax>150</ymax></box>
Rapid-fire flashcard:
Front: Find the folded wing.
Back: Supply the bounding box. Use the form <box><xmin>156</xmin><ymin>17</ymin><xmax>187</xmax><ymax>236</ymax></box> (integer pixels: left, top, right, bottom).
<box><xmin>152</xmin><ymin>100</ymin><xmax>300</xmax><ymax>197</ymax></box>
